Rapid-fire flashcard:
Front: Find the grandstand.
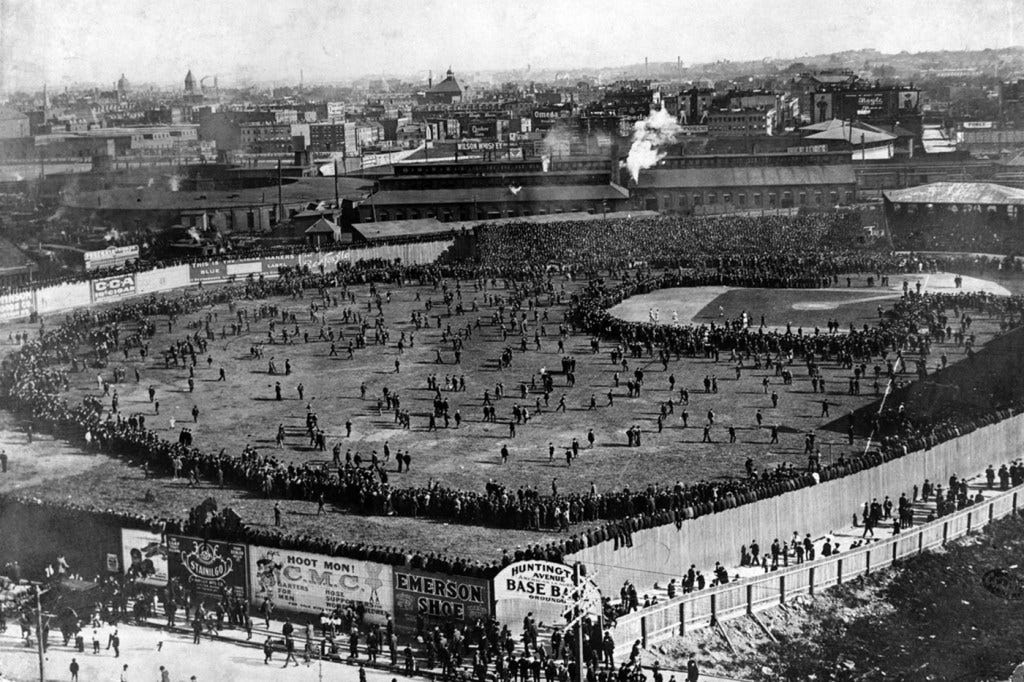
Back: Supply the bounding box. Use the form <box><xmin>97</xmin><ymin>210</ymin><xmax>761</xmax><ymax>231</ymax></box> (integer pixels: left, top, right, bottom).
<box><xmin>884</xmin><ymin>182</ymin><xmax>1024</xmax><ymax>254</ymax></box>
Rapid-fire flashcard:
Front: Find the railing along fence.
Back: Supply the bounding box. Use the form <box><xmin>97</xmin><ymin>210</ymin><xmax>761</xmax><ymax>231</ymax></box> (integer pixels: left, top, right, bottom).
<box><xmin>611</xmin><ymin>485</ymin><xmax>1023</xmax><ymax>657</ymax></box>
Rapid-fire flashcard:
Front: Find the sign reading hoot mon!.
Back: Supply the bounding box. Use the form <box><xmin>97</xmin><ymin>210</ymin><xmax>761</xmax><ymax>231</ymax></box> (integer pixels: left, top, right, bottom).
<box><xmin>494</xmin><ymin>561</ymin><xmax>575</xmax><ymax>605</ymax></box>
<box><xmin>249</xmin><ymin>546</ymin><xmax>393</xmax><ymax>623</ymax></box>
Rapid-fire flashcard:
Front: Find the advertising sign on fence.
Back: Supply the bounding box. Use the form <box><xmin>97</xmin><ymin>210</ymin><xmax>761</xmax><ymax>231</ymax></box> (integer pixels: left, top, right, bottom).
<box><xmin>167</xmin><ymin>535</ymin><xmax>248</xmax><ymax>602</ymax></box>
<box><xmin>393</xmin><ymin>568</ymin><xmax>491</xmax><ymax>633</ymax></box>
<box><xmin>136</xmin><ymin>265</ymin><xmax>189</xmax><ymax>295</ymax></box>
<box><xmin>90</xmin><ymin>273</ymin><xmax>136</xmax><ymax>303</ymax></box>
<box><xmin>248</xmin><ymin>546</ymin><xmax>393</xmax><ymax>623</ymax></box>
<box><xmin>260</xmin><ymin>254</ymin><xmax>300</xmax><ymax>274</ymax></box>
<box><xmin>84</xmin><ymin>245</ymin><xmax>139</xmax><ymax>272</ymax></box>
<box><xmin>188</xmin><ymin>262</ymin><xmax>228</xmax><ymax>284</ymax></box>
<box><xmin>121</xmin><ymin>528</ymin><xmax>169</xmax><ymax>587</ymax></box>
<box><xmin>299</xmin><ymin>251</ymin><xmax>351</xmax><ymax>272</ymax></box>
<box><xmin>494</xmin><ymin>561</ymin><xmax>575</xmax><ymax>605</ymax></box>
<box><xmin>0</xmin><ymin>291</ymin><xmax>35</xmax><ymax>322</ymax></box>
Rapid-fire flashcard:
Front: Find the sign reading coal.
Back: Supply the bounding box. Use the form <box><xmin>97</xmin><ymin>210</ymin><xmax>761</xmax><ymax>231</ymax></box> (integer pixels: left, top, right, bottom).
<box><xmin>249</xmin><ymin>546</ymin><xmax>393</xmax><ymax>624</ymax></box>
<box><xmin>167</xmin><ymin>535</ymin><xmax>248</xmax><ymax>602</ymax></box>
<box><xmin>393</xmin><ymin>568</ymin><xmax>491</xmax><ymax>633</ymax></box>
<box><xmin>91</xmin><ymin>274</ymin><xmax>136</xmax><ymax>302</ymax></box>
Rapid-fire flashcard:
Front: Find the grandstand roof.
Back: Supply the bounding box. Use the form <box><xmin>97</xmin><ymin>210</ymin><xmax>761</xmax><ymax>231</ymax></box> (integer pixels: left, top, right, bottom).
<box><xmin>883</xmin><ymin>182</ymin><xmax>1024</xmax><ymax>206</ymax></box>
<box><xmin>0</xmin><ymin>238</ymin><xmax>36</xmax><ymax>274</ymax></box>
<box><xmin>366</xmin><ymin>184</ymin><xmax>629</xmax><ymax>206</ymax></box>
<box><xmin>62</xmin><ymin>177</ymin><xmax>373</xmax><ymax>211</ymax></box>
<box><xmin>351</xmin><ymin>219</ymin><xmax>457</xmax><ymax>242</ymax></box>
<box><xmin>637</xmin><ymin>165</ymin><xmax>855</xmax><ymax>189</ymax></box>
<box><xmin>351</xmin><ymin>211</ymin><xmax>663</xmax><ymax>240</ymax></box>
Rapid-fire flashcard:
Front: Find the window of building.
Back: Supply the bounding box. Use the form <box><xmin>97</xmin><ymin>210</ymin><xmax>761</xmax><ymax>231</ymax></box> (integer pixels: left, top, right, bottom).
<box><xmin>830</xmin><ymin>191</ymin><xmax>838</xmax><ymax>204</ymax></box>
<box><xmin>709</xmin><ymin>192</ymin><xmax>717</xmax><ymax>204</ymax></box>
<box><xmin>768</xmin><ymin>193</ymin><xmax>776</xmax><ymax>207</ymax></box>
<box><xmin>693</xmin><ymin>194</ymin><xmax>702</xmax><ymax>206</ymax></box>
<box><xmin>753</xmin><ymin>193</ymin><xmax>761</xmax><ymax>207</ymax></box>
<box><xmin>723</xmin><ymin>193</ymin><xmax>731</xmax><ymax>204</ymax></box>
<box><xmin>798</xmin><ymin>193</ymin><xmax>806</xmax><ymax>205</ymax></box>
<box><xmin>738</xmin><ymin>194</ymin><xmax>746</xmax><ymax>207</ymax></box>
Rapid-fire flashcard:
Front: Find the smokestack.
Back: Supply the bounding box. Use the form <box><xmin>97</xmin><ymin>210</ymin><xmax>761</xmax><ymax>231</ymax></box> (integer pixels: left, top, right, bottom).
<box><xmin>645</xmin><ymin>57</ymin><xmax>648</xmax><ymax>76</ymax></box>
<box><xmin>429</xmin><ymin>70</ymin><xmax>433</xmax><ymax>89</ymax></box>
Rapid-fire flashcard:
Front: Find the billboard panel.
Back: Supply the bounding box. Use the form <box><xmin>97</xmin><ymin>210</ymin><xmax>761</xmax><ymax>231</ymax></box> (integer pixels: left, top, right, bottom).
<box><xmin>248</xmin><ymin>546</ymin><xmax>392</xmax><ymax>623</ymax></box>
<box><xmin>225</xmin><ymin>260</ymin><xmax>262</xmax><ymax>276</ymax></box>
<box><xmin>0</xmin><ymin>291</ymin><xmax>35</xmax><ymax>322</ymax></box>
<box><xmin>121</xmin><ymin>528</ymin><xmax>169</xmax><ymax>587</ymax></box>
<box><xmin>188</xmin><ymin>262</ymin><xmax>228</xmax><ymax>284</ymax></box>
<box><xmin>91</xmin><ymin>274</ymin><xmax>137</xmax><ymax>303</ymax></box>
<box><xmin>136</xmin><ymin>265</ymin><xmax>189</xmax><ymax>295</ymax></box>
<box><xmin>260</xmin><ymin>254</ymin><xmax>300</xmax><ymax>275</ymax></box>
<box><xmin>299</xmin><ymin>250</ymin><xmax>351</xmax><ymax>272</ymax></box>
<box><xmin>167</xmin><ymin>535</ymin><xmax>248</xmax><ymax>603</ymax></box>
<box><xmin>36</xmin><ymin>282</ymin><xmax>91</xmax><ymax>315</ymax></box>
<box><xmin>84</xmin><ymin>245</ymin><xmax>139</xmax><ymax>272</ymax></box>
<box><xmin>393</xmin><ymin>568</ymin><xmax>491</xmax><ymax>634</ymax></box>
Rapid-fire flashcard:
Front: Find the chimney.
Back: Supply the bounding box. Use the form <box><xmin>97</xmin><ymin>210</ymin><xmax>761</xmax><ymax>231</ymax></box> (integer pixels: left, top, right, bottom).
<box><xmin>429</xmin><ymin>70</ymin><xmax>433</xmax><ymax>89</ymax></box>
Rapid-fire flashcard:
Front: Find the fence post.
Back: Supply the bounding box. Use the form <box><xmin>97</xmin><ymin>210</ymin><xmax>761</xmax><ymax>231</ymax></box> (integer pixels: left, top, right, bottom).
<box><xmin>808</xmin><ymin>566</ymin><xmax>815</xmax><ymax>596</ymax></box>
<box><xmin>942</xmin><ymin>521</ymin><xmax>948</xmax><ymax>545</ymax></box>
<box><xmin>837</xmin><ymin>558</ymin><xmax>843</xmax><ymax>584</ymax></box>
<box><xmin>967</xmin><ymin>511</ymin><xmax>972</xmax><ymax>533</ymax></box>
<box><xmin>641</xmin><ymin>615</ymin><xmax>648</xmax><ymax>648</ymax></box>
<box><xmin>1014</xmin><ymin>492</ymin><xmax>1018</xmax><ymax>514</ymax></box>
<box><xmin>746</xmin><ymin>584</ymin><xmax>753</xmax><ymax>615</ymax></box>
<box><xmin>779</xmin><ymin>575</ymin><xmax>786</xmax><ymax>604</ymax></box>
<box><xmin>918</xmin><ymin>530</ymin><xmax>924</xmax><ymax>554</ymax></box>
<box><xmin>710</xmin><ymin>593</ymin><xmax>717</xmax><ymax>626</ymax></box>
<box><xmin>989</xmin><ymin>503</ymin><xmax>994</xmax><ymax>522</ymax></box>
<box><xmin>678</xmin><ymin>601</ymin><xmax>686</xmax><ymax>636</ymax></box>
<box><xmin>892</xmin><ymin>540</ymin><xmax>898</xmax><ymax>563</ymax></box>
<box><xmin>865</xmin><ymin>549</ymin><xmax>871</xmax><ymax>575</ymax></box>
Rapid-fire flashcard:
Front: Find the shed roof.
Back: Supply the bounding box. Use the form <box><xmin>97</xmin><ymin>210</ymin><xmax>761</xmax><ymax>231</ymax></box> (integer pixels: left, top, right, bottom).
<box><xmin>883</xmin><ymin>182</ymin><xmax>1024</xmax><ymax>206</ymax></box>
<box><xmin>637</xmin><ymin>165</ymin><xmax>855</xmax><ymax>189</ymax></box>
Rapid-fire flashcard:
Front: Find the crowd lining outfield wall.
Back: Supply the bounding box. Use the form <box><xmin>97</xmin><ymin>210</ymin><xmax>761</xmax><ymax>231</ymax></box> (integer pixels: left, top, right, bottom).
<box><xmin>604</xmin><ymin>480</ymin><xmax>1024</xmax><ymax>658</ymax></box>
<box><xmin>0</xmin><ymin>242</ymin><xmax>1022</xmax><ymax>638</ymax></box>
<box><xmin>568</xmin><ymin>411</ymin><xmax>1024</xmax><ymax>598</ymax></box>
<box><xmin>0</xmin><ymin>240</ymin><xmax>456</xmax><ymax>322</ymax></box>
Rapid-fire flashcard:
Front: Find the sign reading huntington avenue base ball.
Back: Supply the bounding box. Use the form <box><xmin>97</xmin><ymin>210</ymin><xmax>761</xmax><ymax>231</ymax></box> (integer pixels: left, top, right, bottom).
<box><xmin>167</xmin><ymin>535</ymin><xmax>249</xmax><ymax>602</ymax></box>
<box><xmin>249</xmin><ymin>546</ymin><xmax>393</xmax><ymax>623</ymax></box>
<box><xmin>494</xmin><ymin>561</ymin><xmax>575</xmax><ymax>604</ymax></box>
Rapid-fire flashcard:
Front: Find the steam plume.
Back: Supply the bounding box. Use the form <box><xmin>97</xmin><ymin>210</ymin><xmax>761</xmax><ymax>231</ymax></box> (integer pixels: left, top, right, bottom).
<box><xmin>625</xmin><ymin>107</ymin><xmax>682</xmax><ymax>182</ymax></box>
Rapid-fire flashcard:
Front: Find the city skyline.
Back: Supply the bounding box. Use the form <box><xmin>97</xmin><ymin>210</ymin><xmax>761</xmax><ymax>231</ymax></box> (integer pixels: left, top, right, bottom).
<box><xmin>1</xmin><ymin>0</ymin><xmax>1021</xmax><ymax>93</ymax></box>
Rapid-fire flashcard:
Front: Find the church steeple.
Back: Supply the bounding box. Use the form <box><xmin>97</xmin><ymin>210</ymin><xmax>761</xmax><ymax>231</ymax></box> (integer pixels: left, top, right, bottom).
<box><xmin>184</xmin><ymin>69</ymin><xmax>196</xmax><ymax>94</ymax></box>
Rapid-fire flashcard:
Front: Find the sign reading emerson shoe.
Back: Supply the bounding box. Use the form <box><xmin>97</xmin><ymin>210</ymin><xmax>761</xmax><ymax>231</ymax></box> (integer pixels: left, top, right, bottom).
<box><xmin>494</xmin><ymin>560</ymin><xmax>575</xmax><ymax>605</ymax></box>
<box><xmin>248</xmin><ymin>546</ymin><xmax>393</xmax><ymax>624</ymax></box>
<box><xmin>393</xmin><ymin>568</ymin><xmax>491</xmax><ymax>632</ymax></box>
<box><xmin>167</xmin><ymin>535</ymin><xmax>248</xmax><ymax>602</ymax></box>
<box><xmin>90</xmin><ymin>274</ymin><xmax>136</xmax><ymax>302</ymax></box>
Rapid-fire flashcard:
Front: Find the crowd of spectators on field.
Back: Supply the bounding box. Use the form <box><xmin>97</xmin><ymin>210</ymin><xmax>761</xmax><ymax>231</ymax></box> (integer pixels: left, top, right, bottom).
<box><xmin>4</xmin><ymin>214</ymin><xmax>1024</xmax><ymax>576</ymax></box>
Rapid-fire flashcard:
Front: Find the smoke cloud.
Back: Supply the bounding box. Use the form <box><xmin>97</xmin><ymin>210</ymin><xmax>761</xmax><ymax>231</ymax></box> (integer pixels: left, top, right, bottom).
<box><xmin>169</xmin><ymin>175</ymin><xmax>181</xmax><ymax>192</ymax></box>
<box><xmin>625</xmin><ymin>107</ymin><xmax>682</xmax><ymax>183</ymax></box>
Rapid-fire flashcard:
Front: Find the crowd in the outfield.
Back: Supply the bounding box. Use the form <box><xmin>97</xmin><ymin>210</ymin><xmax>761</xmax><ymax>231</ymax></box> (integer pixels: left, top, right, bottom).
<box><xmin>4</xmin><ymin>214</ymin><xmax>1024</xmax><ymax>577</ymax></box>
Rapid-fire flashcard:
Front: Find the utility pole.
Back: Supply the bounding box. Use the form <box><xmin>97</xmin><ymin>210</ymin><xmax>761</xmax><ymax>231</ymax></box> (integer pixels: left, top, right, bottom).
<box><xmin>31</xmin><ymin>582</ymin><xmax>49</xmax><ymax>682</ymax></box>
<box><xmin>333</xmin><ymin>159</ymin><xmax>340</xmax><ymax>208</ymax></box>
<box><xmin>277</xmin><ymin>160</ymin><xmax>284</xmax><ymax>226</ymax></box>
<box><xmin>573</xmin><ymin>563</ymin><xmax>584</xmax><ymax>682</ymax></box>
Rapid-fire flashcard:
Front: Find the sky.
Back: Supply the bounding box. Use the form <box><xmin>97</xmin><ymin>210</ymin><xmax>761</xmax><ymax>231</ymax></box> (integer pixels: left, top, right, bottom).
<box><xmin>0</xmin><ymin>0</ymin><xmax>1020</xmax><ymax>92</ymax></box>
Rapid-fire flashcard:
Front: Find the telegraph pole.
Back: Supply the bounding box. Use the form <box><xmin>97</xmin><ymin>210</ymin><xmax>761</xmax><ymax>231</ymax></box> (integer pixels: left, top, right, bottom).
<box><xmin>574</xmin><ymin>563</ymin><xmax>584</xmax><ymax>682</ymax></box>
<box><xmin>30</xmin><ymin>581</ymin><xmax>49</xmax><ymax>682</ymax></box>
